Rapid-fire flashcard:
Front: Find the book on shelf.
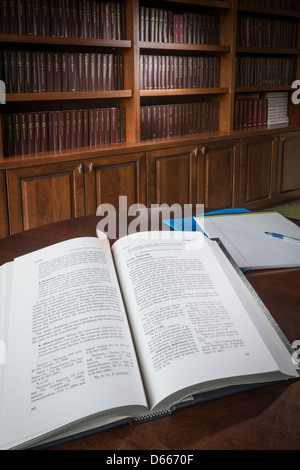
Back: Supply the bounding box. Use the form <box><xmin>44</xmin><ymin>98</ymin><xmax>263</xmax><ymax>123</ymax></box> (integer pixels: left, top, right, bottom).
<box><xmin>141</xmin><ymin>102</ymin><xmax>219</xmax><ymax>140</ymax></box>
<box><xmin>237</xmin><ymin>16</ymin><xmax>298</xmax><ymax>49</ymax></box>
<box><xmin>238</xmin><ymin>0</ymin><xmax>300</xmax><ymax>11</ymax></box>
<box><xmin>263</xmin><ymin>92</ymin><xmax>289</xmax><ymax>126</ymax></box>
<box><xmin>0</xmin><ymin>0</ymin><xmax>126</xmax><ymax>39</ymax></box>
<box><xmin>234</xmin><ymin>93</ymin><xmax>268</xmax><ymax>130</ymax></box>
<box><xmin>1</xmin><ymin>107</ymin><xmax>126</xmax><ymax>157</ymax></box>
<box><xmin>140</xmin><ymin>54</ymin><xmax>220</xmax><ymax>91</ymax></box>
<box><xmin>0</xmin><ymin>230</ymin><xmax>298</xmax><ymax>449</ymax></box>
<box><xmin>236</xmin><ymin>56</ymin><xmax>297</xmax><ymax>88</ymax></box>
<box><xmin>139</xmin><ymin>6</ymin><xmax>219</xmax><ymax>45</ymax></box>
<box><xmin>0</xmin><ymin>50</ymin><xmax>124</xmax><ymax>94</ymax></box>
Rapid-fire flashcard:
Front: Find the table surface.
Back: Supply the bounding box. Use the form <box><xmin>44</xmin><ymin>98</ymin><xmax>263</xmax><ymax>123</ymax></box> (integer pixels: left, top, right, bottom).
<box><xmin>0</xmin><ymin>215</ymin><xmax>300</xmax><ymax>450</ymax></box>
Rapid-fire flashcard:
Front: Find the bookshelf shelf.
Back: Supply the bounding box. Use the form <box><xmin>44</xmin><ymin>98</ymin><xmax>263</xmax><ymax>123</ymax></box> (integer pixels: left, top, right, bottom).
<box><xmin>140</xmin><ymin>88</ymin><xmax>229</xmax><ymax>97</ymax></box>
<box><xmin>0</xmin><ymin>34</ymin><xmax>132</xmax><ymax>49</ymax></box>
<box><xmin>236</xmin><ymin>86</ymin><xmax>293</xmax><ymax>93</ymax></box>
<box><xmin>162</xmin><ymin>0</ymin><xmax>232</xmax><ymax>9</ymax></box>
<box><xmin>236</xmin><ymin>47</ymin><xmax>300</xmax><ymax>56</ymax></box>
<box><xmin>139</xmin><ymin>43</ymin><xmax>231</xmax><ymax>53</ymax></box>
<box><xmin>237</xmin><ymin>5</ymin><xmax>300</xmax><ymax>19</ymax></box>
<box><xmin>6</xmin><ymin>91</ymin><xmax>133</xmax><ymax>102</ymax></box>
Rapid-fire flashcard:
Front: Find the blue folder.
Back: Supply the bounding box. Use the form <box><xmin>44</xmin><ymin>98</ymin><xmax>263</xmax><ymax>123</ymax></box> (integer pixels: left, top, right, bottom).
<box><xmin>163</xmin><ymin>208</ymin><xmax>251</xmax><ymax>232</ymax></box>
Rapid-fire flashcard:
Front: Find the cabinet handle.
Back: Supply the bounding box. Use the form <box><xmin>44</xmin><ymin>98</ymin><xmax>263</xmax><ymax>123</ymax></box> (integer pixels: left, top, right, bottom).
<box><xmin>280</xmin><ymin>137</ymin><xmax>286</xmax><ymax>142</ymax></box>
<box><xmin>200</xmin><ymin>146</ymin><xmax>206</xmax><ymax>155</ymax></box>
<box><xmin>78</xmin><ymin>164</ymin><xmax>83</xmax><ymax>174</ymax></box>
<box><xmin>192</xmin><ymin>147</ymin><xmax>198</xmax><ymax>157</ymax></box>
<box><xmin>89</xmin><ymin>163</ymin><xmax>94</xmax><ymax>173</ymax></box>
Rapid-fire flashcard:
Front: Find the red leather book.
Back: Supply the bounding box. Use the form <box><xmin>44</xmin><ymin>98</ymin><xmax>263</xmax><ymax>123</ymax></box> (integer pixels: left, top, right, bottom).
<box><xmin>77</xmin><ymin>109</ymin><xmax>83</xmax><ymax>147</ymax></box>
<box><xmin>61</xmin><ymin>53</ymin><xmax>68</xmax><ymax>92</ymax></box>
<box><xmin>56</xmin><ymin>0</ymin><xmax>65</xmax><ymax>37</ymax></box>
<box><xmin>38</xmin><ymin>52</ymin><xmax>47</xmax><ymax>93</ymax></box>
<box><xmin>65</xmin><ymin>110</ymin><xmax>71</xmax><ymax>149</ymax></box>
<box><xmin>64</xmin><ymin>0</ymin><xmax>72</xmax><ymax>37</ymax></box>
<box><xmin>16</xmin><ymin>51</ymin><xmax>25</xmax><ymax>93</ymax></box>
<box><xmin>9</xmin><ymin>0</ymin><xmax>18</xmax><ymax>34</ymax></box>
<box><xmin>110</xmin><ymin>107</ymin><xmax>117</xmax><ymax>143</ymax></box>
<box><xmin>99</xmin><ymin>108</ymin><xmax>105</xmax><ymax>144</ymax></box>
<box><xmin>17</xmin><ymin>0</ymin><xmax>27</xmax><ymax>34</ymax></box>
<box><xmin>58</xmin><ymin>110</ymin><xmax>66</xmax><ymax>150</ymax></box>
<box><xmin>53</xmin><ymin>111</ymin><xmax>60</xmax><ymax>150</ymax></box>
<box><xmin>34</xmin><ymin>112</ymin><xmax>41</xmax><ymax>153</ymax></box>
<box><xmin>53</xmin><ymin>53</ymin><xmax>62</xmax><ymax>92</ymax></box>
<box><xmin>70</xmin><ymin>0</ymin><xmax>78</xmax><ymax>38</ymax></box>
<box><xmin>68</xmin><ymin>53</ymin><xmax>77</xmax><ymax>92</ymax></box>
<box><xmin>33</xmin><ymin>0</ymin><xmax>42</xmax><ymax>36</ymax></box>
<box><xmin>71</xmin><ymin>110</ymin><xmax>77</xmax><ymax>148</ymax></box>
<box><xmin>77</xmin><ymin>53</ymin><xmax>83</xmax><ymax>92</ymax></box>
<box><xmin>41</xmin><ymin>112</ymin><xmax>48</xmax><ymax>152</ymax></box>
<box><xmin>49</xmin><ymin>0</ymin><xmax>57</xmax><ymax>37</ymax></box>
<box><xmin>104</xmin><ymin>107</ymin><xmax>111</xmax><ymax>143</ymax></box>
<box><xmin>0</xmin><ymin>0</ymin><xmax>10</xmax><ymax>34</ymax></box>
<box><xmin>46</xmin><ymin>52</ymin><xmax>53</xmax><ymax>92</ymax></box>
<box><xmin>47</xmin><ymin>111</ymin><xmax>54</xmax><ymax>151</ymax></box>
<box><xmin>27</xmin><ymin>112</ymin><xmax>35</xmax><ymax>153</ymax></box>
<box><xmin>41</xmin><ymin>0</ymin><xmax>49</xmax><ymax>36</ymax></box>
<box><xmin>20</xmin><ymin>113</ymin><xmax>28</xmax><ymax>155</ymax></box>
<box><xmin>89</xmin><ymin>108</ymin><xmax>95</xmax><ymax>146</ymax></box>
<box><xmin>31</xmin><ymin>52</ymin><xmax>39</xmax><ymax>93</ymax></box>
<box><xmin>82</xmin><ymin>109</ymin><xmax>89</xmax><ymax>146</ymax></box>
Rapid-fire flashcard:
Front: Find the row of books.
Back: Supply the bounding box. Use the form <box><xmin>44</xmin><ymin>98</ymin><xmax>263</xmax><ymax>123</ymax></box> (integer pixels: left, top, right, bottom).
<box><xmin>1</xmin><ymin>50</ymin><xmax>124</xmax><ymax>94</ymax></box>
<box><xmin>238</xmin><ymin>0</ymin><xmax>300</xmax><ymax>10</ymax></box>
<box><xmin>0</xmin><ymin>0</ymin><xmax>126</xmax><ymax>39</ymax></box>
<box><xmin>139</xmin><ymin>7</ymin><xmax>220</xmax><ymax>45</ymax></box>
<box><xmin>234</xmin><ymin>94</ymin><xmax>268</xmax><ymax>130</ymax></box>
<box><xmin>236</xmin><ymin>57</ymin><xmax>296</xmax><ymax>87</ymax></box>
<box><xmin>2</xmin><ymin>107</ymin><xmax>126</xmax><ymax>157</ymax></box>
<box><xmin>140</xmin><ymin>55</ymin><xmax>220</xmax><ymax>91</ymax></box>
<box><xmin>237</xmin><ymin>16</ymin><xmax>298</xmax><ymax>49</ymax></box>
<box><xmin>140</xmin><ymin>102</ymin><xmax>219</xmax><ymax>140</ymax></box>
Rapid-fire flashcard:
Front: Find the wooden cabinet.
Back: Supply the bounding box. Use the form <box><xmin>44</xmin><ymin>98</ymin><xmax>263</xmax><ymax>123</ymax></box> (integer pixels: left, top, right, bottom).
<box><xmin>0</xmin><ymin>171</ymin><xmax>9</xmax><ymax>238</ymax></box>
<box><xmin>239</xmin><ymin>134</ymin><xmax>278</xmax><ymax>210</ymax></box>
<box><xmin>147</xmin><ymin>145</ymin><xmax>197</xmax><ymax>206</ymax></box>
<box><xmin>196</xmin><ymin>139</ymin><xmax>240</xmax><ymax>210</ymax></box>
<box><xmin>6</xmin><ymin>161</ymin><xmax>85</xmax><ymax>234</ymax></box>
<box><xmin>85</xmin><ymin>151</ymin><xmax>146</xmax><ymax>215</ymax></box>
<box><xmin>276</xmin><ymin>131</ymin><xmax>300</xmax><ymax>202</ymax></box>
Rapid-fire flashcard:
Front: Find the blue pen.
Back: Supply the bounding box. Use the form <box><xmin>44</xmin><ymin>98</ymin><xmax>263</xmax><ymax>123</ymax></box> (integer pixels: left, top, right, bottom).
<box><xmin>265</xmin><ymin>232</ymin><xmax>300</xmax><ymax>244</ymax></box>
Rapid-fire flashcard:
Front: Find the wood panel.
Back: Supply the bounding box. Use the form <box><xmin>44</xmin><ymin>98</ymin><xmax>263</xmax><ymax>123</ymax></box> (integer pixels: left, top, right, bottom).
<box><xmin>85</xmin><ymin>152</ymin><xmax>146</xmax><ymax>215</ymax></box>
<box><xmin>147</xmin><ymin>145</ymin><xmax>197</xmax><ymax>207</ymax></box>
<box><xmin>276</xmin><ymin>131</ymin><xmax>300</xmax><ymax>201</ymax></box>
<box><xmin>196</xmin><ymin>139</ymin><xmax>240</xmax><ymax>210</ymax></box>
<box><xmin>0</xmin><ymin>171</ymin><xmax>9</xmax><ymax>238</ymax></box>
<box><xmin>7</xmin><ymin>161</ymin><xmax>85</xmax><ymax>234</ymax></box>
<box><xmin>239</xmin><ymin>134</ymin><xmax>278</xmax><ymax>210</ymax></box>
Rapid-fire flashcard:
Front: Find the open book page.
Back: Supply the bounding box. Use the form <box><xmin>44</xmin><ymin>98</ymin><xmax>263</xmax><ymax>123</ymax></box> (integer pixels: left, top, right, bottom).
<box><xmin>0</xmin><ymin>237</ymin><xmax>147</xmax><ymax>450</ymax></box>
<box><xmin>112</xmin><ymin>232</ymin><xmax>298</xmax><ymax>412</ymax></box>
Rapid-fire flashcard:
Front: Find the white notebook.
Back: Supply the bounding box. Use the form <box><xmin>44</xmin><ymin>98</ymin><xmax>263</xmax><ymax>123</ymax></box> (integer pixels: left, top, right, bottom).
<box><xmin>194</xmin><ymin>211</ymin><xmax>300</xmax><ymax>270</ymax></box>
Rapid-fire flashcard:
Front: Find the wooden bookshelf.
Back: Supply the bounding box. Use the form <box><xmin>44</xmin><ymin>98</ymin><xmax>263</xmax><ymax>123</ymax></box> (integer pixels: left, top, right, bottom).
<box><xmin>0</xmin><ymin>0</ymin><xmax>300</xmax><ymax>236</ymax></box>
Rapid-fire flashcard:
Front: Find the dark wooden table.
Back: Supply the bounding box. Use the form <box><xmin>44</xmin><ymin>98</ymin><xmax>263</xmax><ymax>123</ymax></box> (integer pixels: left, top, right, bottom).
<box><xmin>1</xmin><ymin>215</ymin><xmax>300</xmax><ymax>450</ymax></box>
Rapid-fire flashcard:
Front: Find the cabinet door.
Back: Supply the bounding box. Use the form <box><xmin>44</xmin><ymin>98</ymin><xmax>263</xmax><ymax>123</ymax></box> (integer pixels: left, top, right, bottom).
<box><xmin>276</xmin><ymin>131</ymin><xmax>300</xmax><ymax>202</ymax></box>
<box><xmin>196</xmin><ymin>139</ymin><xmax>240</xmax><ymax>211</ymax></box>
<box><xmin>7</xmin><ymin>161</ymin><xmax>85</xmax><ymax>234</ymax></box>
<box><xmin>147</xmin><ymin>145</ymin><xmax>197</xmax><ymax>206</ymax></box>
<box><xmin>85</xmin><ymin>152</ymin><xmax>146</xmax><ymax>215</ymax></box>
<box><xmin>0</xmin><ymin>171</ymin><xmax>9</xmax><ymax>239</ymax></box>
<box><xmin>240</xmin><ymin>134</ymin><xmax>278</xmax><ymax>210</ymax></box>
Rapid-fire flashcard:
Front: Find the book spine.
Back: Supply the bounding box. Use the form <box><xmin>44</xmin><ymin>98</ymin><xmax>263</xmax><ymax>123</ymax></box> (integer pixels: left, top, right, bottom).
<box><xmin>46</xmin><ymin>52</ymin><xmax>53</xmax><ymax>93</ymax></box>
<box><xmin>41</xmin><ymin>111</ymin><xmax>48</xmax><ymax>152</ymax></box>
<box><xmin>65</xmin><ymin>110</ymin><xmax>71</xmax><ymax>149</ymax></box>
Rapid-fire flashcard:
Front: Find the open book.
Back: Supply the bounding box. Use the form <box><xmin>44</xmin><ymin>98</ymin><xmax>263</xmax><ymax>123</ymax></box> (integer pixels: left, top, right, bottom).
<box><xmin>0</xmin><ymin>230</ymin><xmax>298</xmax><ymax>449</ymax></box>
